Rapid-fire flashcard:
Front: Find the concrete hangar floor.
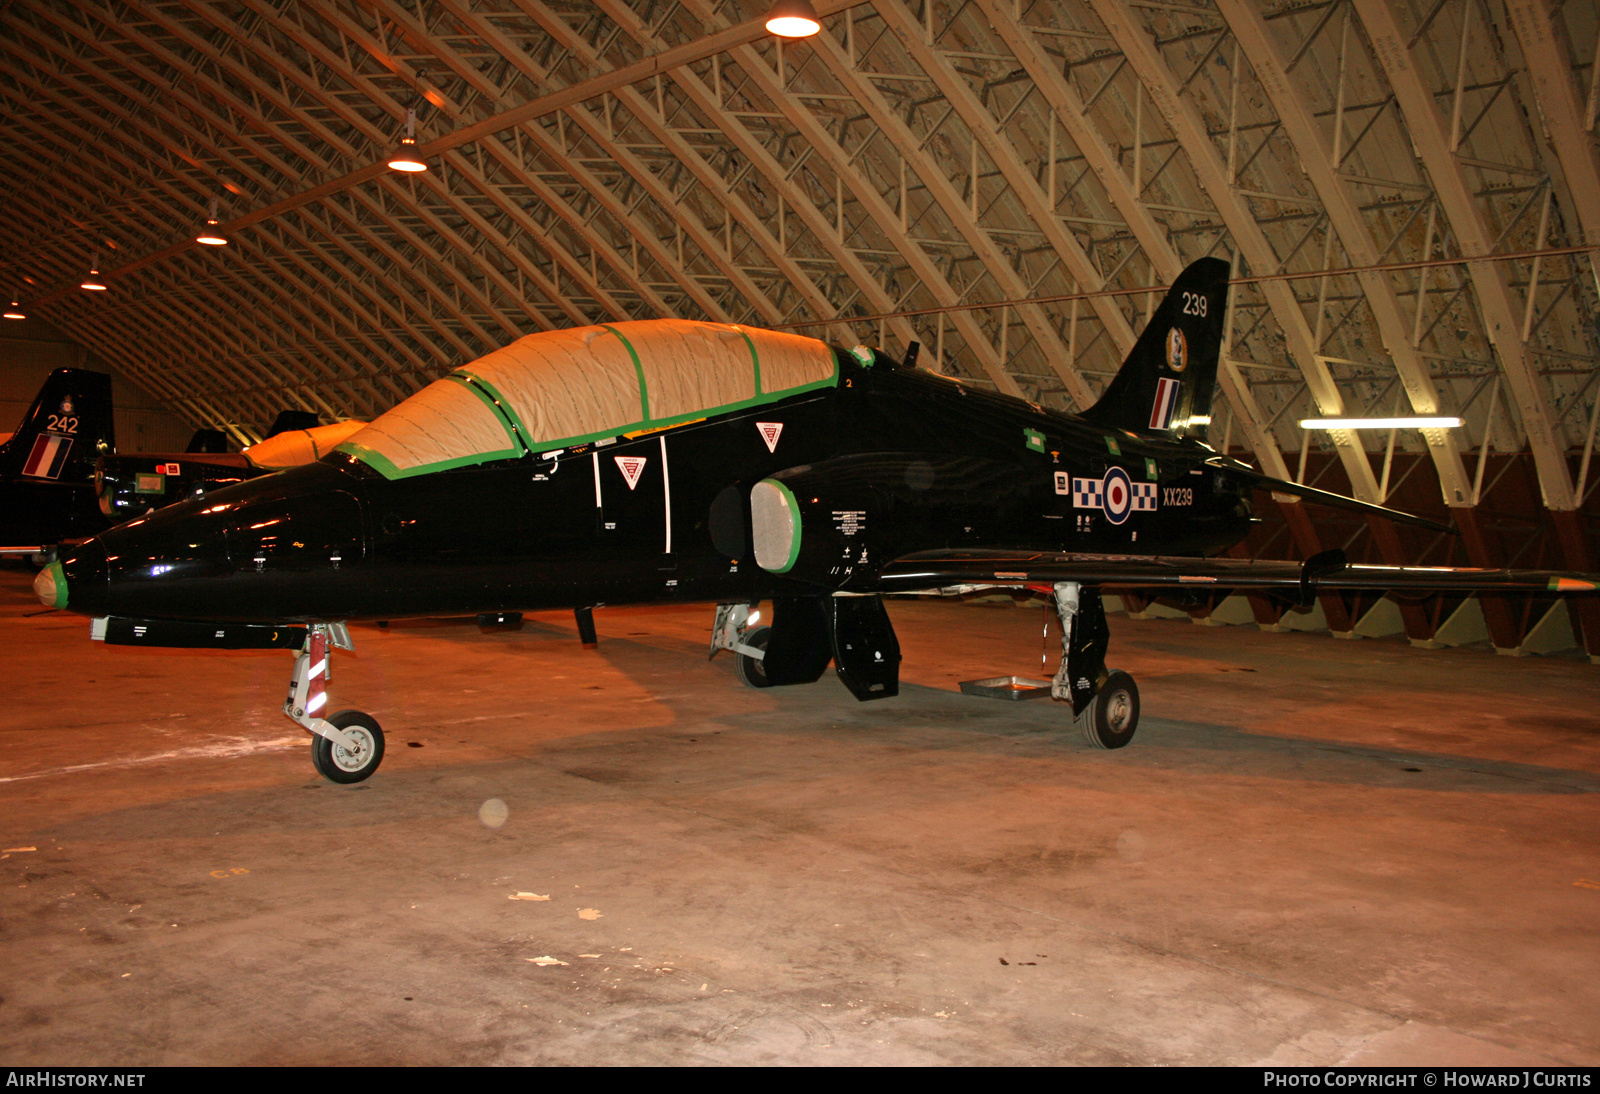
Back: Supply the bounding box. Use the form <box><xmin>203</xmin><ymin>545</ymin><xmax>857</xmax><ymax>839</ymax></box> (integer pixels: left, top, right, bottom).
<box><xmin>1</xmin><ymin>563</ymin><xmax>1597</xmax><ymax>1068</ymax></box>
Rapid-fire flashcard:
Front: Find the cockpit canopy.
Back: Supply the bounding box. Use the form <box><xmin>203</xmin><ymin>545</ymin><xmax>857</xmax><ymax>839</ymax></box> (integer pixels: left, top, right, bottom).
<box><xmin>337</xmin><ymin>319</ymin><xmax>838</xmax><ymax>479</ymax></box>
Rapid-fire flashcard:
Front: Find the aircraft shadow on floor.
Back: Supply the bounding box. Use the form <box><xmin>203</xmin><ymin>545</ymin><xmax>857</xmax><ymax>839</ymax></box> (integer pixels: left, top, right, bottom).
<box><xmin>669</xmin><ymin>676</ymin><xmax>1600</xmax><ymax>796</ymax></box>
<box><xmin>329</xmin><ymin>616</ymin><xmax>1600</xmax><ymax>798</ymax></box>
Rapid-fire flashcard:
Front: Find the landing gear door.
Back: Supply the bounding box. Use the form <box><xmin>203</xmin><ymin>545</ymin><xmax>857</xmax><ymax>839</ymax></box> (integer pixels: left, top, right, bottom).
<box><xmin>829</xmin><ymin>595</ymin><xmax>900</xmax><ymax>701</ymax></box>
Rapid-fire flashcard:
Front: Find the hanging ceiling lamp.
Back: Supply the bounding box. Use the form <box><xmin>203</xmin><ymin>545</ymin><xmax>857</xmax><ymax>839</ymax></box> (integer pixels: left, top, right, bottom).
<box><xmin>765</xmin><ymin>0</ymin><xmax>821</xmax><ymax>37</ymax></box>
<box><xmin>80</xmin><ymin>254</ymin><xmax>108</xmax><ymax>292</ymax></box>
<box><xmin>387</xmin><ymin>107</ymin><xmax>428</xmax><ymax>173</ymax></box>
<box><xmin>4</xmin><ymin>301</ymin><xmax>24</xmax><ymax>320</ymax></box>
<box><xmin>196</xmin><ymin>195</ymin><xmax>228</xmax><ymax>246</ymax></box>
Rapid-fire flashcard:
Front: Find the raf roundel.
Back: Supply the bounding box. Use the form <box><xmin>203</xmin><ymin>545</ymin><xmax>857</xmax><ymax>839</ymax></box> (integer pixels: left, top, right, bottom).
<box><xmin>1102</xmin><ymin>466</ymin><xmax>1133</xmax><ymax>525</ymax></box>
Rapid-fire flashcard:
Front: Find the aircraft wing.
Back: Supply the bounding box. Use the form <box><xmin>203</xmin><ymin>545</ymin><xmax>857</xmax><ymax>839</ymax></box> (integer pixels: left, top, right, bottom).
<box><xmin>876</xmin><ymin>549</ymin><xmax>1600</xmax><ymax>596</ymax></box>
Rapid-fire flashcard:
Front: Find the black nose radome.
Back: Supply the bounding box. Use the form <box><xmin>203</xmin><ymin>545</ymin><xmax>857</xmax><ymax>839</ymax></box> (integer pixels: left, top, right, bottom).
<box><xmin>52</xmin><ymin>537</ymin><xmax>108</xmax><ymax>615</ymax></box>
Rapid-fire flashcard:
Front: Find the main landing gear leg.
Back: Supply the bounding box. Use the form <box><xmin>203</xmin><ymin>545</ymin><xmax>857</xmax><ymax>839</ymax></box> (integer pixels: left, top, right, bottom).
<box><xmin>284</xmin><ymin>622</ymin><xmax>386</xmax><ymax>783</ymax></box>
<box><xmin>1052</xmin><ymin>583</ymin><xmax>1140</xmax><ymax>749</ymax></box>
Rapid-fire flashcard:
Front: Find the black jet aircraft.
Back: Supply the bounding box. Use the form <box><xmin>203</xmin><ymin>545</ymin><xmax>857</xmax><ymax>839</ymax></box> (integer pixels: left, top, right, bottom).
<box><xmin>0</xmin><ymin>368</ymin><xmax>115</xmax><ymax>562</ymax></box>
<box><xmin>32</xmin><ymin>259</ymin><xmax>1599</xmax><ymax>783</ymax></box>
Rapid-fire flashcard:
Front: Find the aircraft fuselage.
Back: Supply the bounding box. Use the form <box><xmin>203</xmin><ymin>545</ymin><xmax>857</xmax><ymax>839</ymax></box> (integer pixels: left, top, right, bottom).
<box><xmin>54</xmin><ymin>353</ymin><xmax>1252</xmax><ymax>624</ymax></box>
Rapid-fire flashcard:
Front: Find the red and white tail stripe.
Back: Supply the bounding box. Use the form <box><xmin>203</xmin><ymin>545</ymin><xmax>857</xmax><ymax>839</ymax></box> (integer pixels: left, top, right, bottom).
<box><xmin>21</xmin><ymin>433</ymin><xmax>72</xmax><ymax>479</ymax></box>
<box><xmin>1149</xmin><ymin>378</ymin><xmax>1182</xmax><ymax>431</ymax></box>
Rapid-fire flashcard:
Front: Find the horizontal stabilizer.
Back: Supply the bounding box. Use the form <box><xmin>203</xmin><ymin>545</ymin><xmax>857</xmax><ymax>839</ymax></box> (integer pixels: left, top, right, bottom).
<box><xmin>1208</xmin><ymin>458</ymin><xmax>1456</xmax><ymax>535</ymax></box>
<box><xmin>878</xmin><ymin>549</ymin><xmax>1600</xmax><ymax>597</ymax></box>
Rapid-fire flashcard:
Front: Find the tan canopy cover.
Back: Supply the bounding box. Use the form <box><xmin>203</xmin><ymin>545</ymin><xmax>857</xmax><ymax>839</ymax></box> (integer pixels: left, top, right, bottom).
<box><xmin>244</xmin><ymin>419</ymin><xmax>367</xmax><ymax>470</ymax></box>
<box><xmin>339</xmin><ymin>320</ymin><xmax>836</xmax><ymax>479</ymax></box>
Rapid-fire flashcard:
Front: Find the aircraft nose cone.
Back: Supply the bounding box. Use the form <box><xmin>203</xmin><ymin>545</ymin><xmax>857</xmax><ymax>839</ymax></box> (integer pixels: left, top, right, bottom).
<box><xmin>33</xmin><ymin>560</ymin><xmax>67</xmax><ymax>609</ymax></box>
<box><xmin>52</xmin><ymin>538</ymin><xmax>108</xmax><ymax>615</ymax></box>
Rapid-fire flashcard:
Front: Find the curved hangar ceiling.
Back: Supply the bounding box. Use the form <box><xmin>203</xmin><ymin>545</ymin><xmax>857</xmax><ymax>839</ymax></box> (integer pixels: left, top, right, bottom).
<box><xmin>1</xmin><ymin>0</ymin><xmax>1597</xmax><ymax>523</ymax></box>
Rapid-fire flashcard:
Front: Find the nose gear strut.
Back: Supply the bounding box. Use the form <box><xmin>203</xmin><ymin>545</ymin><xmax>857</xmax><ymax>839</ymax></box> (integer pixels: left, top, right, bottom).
<box><xmin>284</xmin><ymin>622</ymin><xmax>387</xmax><ymax>782</ymax></box>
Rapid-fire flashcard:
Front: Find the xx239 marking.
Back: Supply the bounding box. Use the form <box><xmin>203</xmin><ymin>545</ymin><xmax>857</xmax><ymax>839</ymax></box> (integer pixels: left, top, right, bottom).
<box><xmin>46</xmin><ymin>414</ymin><xmax>78</xmax><ymax>434</ymax></box>
<box><xmin>1163</xmin><ymin>486</ymin><xmax>1193</xmax><ymax>506</ymax></box>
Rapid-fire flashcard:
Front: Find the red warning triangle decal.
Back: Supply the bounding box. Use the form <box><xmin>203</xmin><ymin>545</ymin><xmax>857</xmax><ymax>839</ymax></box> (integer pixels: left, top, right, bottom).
<box><xmin>756</xmin><ymin>421</ymin><xmax>783</xmax><ymax>453</ymax></box>
<box><xmin>614</xmin><ymin>455</ymin><xmax>647</xmax><ymax>490</ymax></box>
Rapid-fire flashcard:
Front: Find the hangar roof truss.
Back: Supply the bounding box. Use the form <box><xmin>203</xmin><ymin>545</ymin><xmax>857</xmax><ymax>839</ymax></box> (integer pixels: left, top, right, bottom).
<box><xmin>1</xmin><ymin>0</ymin><xmax>1596</xmax><ymax>513</ymax></box>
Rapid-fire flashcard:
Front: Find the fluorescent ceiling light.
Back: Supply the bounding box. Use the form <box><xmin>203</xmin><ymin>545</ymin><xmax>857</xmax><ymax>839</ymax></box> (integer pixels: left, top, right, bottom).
<box><xmin>1300</xmin><ymin>417</ymin><xmax>1464</xmax><ymax>429</ymax></box>
<box><xmin>766</xmin><ymin>0</ymin><xmax>821</xmax><ymax>37</ymax></box>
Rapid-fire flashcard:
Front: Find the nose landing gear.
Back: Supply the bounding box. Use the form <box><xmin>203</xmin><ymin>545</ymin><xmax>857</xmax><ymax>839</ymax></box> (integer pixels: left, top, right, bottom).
<box><xmin>285</xmin><ymin>623</ymin><xmax>386</xmax><ymax>783</ymax></box>
<box><xmin>311</xmin><ymin>709</ymin><xmax>386</xmax><ymax>783</ymax></box>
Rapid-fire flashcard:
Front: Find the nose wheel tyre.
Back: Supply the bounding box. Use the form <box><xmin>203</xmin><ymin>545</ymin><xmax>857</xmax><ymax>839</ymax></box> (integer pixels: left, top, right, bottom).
<box><xmin>312</xmin><ymin>709</ymin><xmax>386</xmax><ymax>783</ymax></box>
<box><xmin>1078</xmin><ymin>670</ymin><xmax>1139</xmax><ymax>750</ymax></box>
<box><xmin>734</xmin><ymin>626</ymin><xmax>774</xmax><ymax>689</ymax></box>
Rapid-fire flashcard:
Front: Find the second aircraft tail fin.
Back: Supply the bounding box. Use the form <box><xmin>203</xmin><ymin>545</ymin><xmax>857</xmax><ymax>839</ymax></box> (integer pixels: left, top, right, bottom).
<box><xmin>0</xmin><ymin>368</ymin><xmax>115</xmax><ymax>484</ymax></box>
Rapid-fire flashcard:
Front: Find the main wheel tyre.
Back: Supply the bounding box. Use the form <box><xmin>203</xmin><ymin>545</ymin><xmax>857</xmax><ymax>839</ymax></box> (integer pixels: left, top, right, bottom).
<box><xmin>311</xmin><ymin>709</ymin><xmax>386</xmax><ymax>783</ymax></box>
<box><xmin>1078</xmin><ymin>670</ymin><xmax>1139</xmax><ymax>750</ymax></box>
<box><xmin>734</xmin><ymin>626</ymin><xmax>773</xmax><ymax>689</ymax></box>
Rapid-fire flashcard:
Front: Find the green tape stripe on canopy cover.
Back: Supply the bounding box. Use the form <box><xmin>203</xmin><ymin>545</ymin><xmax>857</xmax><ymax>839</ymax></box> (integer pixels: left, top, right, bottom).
<box><xmin>449</xmin><ymin>374</ymin><xmax>525</xmax><ymax>456</ymax></box>
<box><xmin>454</xmin><ymin>370</ymin><xmax>531</xmax><ymax>454</ymax></box>
<box><xmin>737</xmin><ymin>327</ymin><xmax>762</xmax><ymax>395</ymax></box>
<box><xmin>599</xmin><ymin>324</ymin><xmax>649</xmax><ymax>423</ymax></box>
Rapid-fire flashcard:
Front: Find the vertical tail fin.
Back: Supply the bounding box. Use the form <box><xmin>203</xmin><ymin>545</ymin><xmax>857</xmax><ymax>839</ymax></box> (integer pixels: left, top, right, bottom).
<box><xmin>265</xmin><ymin>409</ymin><xmax>321</xmax><ymax>438</ymax></box>
<box><xmin>0</xmin><ymin>368</ymin><xmax>114</xmax><ymax>483</ymax></box>
<box><xmin>1080</xmin><ymin>257</ymin><xmax>1228</xmax><ymax>442</ymax></box>
<box><xmin>185</xmin><ymin>429</ymin><xmax>229</xmax><ymax>453</ymax></box>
